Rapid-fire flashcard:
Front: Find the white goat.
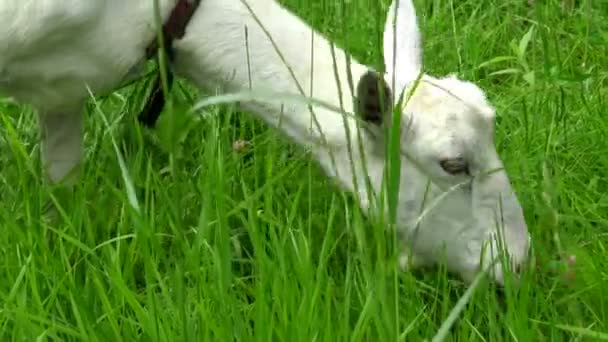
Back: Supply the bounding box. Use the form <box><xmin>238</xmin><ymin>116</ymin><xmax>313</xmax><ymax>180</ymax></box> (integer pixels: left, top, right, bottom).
<box><xmin>0</xmin><ymin>0</ymin><xmax>531</xmax><ymax>286</ymax></box>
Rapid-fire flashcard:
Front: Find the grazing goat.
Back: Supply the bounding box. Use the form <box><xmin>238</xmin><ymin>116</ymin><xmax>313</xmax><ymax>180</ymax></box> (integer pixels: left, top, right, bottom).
<box><xmin>0</xmin><ymin>0</ymin><xmax>531</xmax><ymax>286</ymax></box>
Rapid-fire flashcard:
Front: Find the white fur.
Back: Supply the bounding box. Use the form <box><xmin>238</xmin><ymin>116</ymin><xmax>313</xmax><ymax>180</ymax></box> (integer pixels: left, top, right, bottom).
<box><xmin>0</xmin><ymin>0</ymin><xmax>530</xmax><ymax>285</ymax></box>
<box><xmin>384</xmin><ymin>0</ymin><xmax>423</xmax><ymax>90</ymax></box>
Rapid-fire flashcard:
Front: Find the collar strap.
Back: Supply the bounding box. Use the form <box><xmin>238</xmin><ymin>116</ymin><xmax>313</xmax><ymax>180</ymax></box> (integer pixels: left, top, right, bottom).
<box><xmin>138</xmin><ymin>0</ymin><xmax>201</xmax><ymax>127</ymax></box>
<box><xmin>145</xmin><ymin>0</ymin><xmax>201</xmax><ymax>60</ymax></box>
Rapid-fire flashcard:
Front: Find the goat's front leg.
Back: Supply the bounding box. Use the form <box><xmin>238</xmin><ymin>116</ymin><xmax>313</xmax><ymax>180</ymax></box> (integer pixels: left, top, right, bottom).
<box><xmin>39</xmin><ymin>110</ymin><xmax>83</xmax><ymax>188</ymax></box>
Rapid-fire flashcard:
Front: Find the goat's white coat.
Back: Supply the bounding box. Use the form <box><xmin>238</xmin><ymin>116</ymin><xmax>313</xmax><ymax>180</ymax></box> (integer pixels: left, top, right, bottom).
<box><xmin>0</xmin><ymin>0</ymin><xmax>531</xmax><ymax>285</ymax></box>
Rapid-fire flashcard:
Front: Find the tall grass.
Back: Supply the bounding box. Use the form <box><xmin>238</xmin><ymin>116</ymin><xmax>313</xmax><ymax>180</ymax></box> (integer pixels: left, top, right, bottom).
<box><xmin>1</xmin><ymin>0</ymin><xmax>607</xmax><ymax>340</ymax></box>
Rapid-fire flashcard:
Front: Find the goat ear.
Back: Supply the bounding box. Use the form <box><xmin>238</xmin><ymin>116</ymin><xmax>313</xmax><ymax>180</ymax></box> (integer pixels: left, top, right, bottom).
<box><xmin>383</xmin><ymin>0</ymin><xmax>423</xmax><ymax>92</ymax></box>
<box><xmin>355</xmin><ymin>71</ymin><xmax>393</xmax><ymax>125</ymax></box>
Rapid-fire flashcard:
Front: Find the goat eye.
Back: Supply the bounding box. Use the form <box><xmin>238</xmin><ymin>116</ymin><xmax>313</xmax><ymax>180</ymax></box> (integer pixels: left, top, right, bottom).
<box><xmin>439</xmin><ymin>157</ymin><xmax>469</xmax><ymax>175</ymax></box>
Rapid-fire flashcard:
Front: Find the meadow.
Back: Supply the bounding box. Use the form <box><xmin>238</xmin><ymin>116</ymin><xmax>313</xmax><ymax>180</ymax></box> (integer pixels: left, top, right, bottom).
<box><xmin>1</xmin><ymin>0</ymin><xmax>608</xmax><ymax>340</ymax></box>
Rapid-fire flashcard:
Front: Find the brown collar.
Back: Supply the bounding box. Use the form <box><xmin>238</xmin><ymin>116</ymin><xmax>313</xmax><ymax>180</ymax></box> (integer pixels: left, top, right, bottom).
<box><xmin>138</xmin><ymin>0</ymin><xmax>201</xmax><ymax>127</ymax></box>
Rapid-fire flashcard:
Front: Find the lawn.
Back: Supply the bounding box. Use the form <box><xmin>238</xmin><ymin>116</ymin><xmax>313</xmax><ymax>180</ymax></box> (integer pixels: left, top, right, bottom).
<box><xmin>1</xmin><ymin>0</ymin><xmax>608</xmax><ymax>340</ymax></box>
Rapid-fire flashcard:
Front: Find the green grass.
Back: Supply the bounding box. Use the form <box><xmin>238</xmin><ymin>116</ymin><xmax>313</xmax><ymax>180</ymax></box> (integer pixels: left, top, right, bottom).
<box><xmin>1</xmin><ymin>0</ymin><xmax>608</xmax><ymax>340</ymax></box>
